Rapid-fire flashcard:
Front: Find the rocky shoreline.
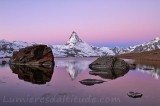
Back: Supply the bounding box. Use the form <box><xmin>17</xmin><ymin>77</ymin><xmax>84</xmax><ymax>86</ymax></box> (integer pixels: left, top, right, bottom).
<box><xmin>117</xmin><ymin>49</ymin><xmax>160</xmax><ymax>61</ymax></box>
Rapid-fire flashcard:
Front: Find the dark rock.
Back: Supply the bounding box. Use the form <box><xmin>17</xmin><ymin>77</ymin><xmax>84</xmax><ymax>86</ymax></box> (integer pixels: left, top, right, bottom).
<box><xmin>89</xmin><ymin>56</ymin><xmax>129</xmax><ymax>71</ymax></box>
<box><xmin>129</xmin><ymin>63</ymin><xmax>136</xmax><ymax>70</ymax></box>
<box><xmin>142</xmin><ymin>68</ymin><xmax>153</xmax><ymax>70</ymax></box>
<box><xmin>2</xmin><ymin>60</ymin><xmax>7</xmax><ymax>64</ymax></box>
<box><xmin>89</xmin><ymin>56</ymin><xmax>129</xmax><ymax>80</ymax></box>
<box><xmin>9</xmin><ymin>64</ymin><xmax>54</xmax><ymax>84</ymax></box>
<box><xmin>79</xmin><ymin>79</ymin><xmax>106</xmax><ymax>86</ymax></box>
<box><xmin>10</xmin><ymin>45</ymin><xmax>54</xmax><ymax>66</ymax></box>
<box><xmin>127</xmin><ymin>91</ymin><xmax>143</xmax><ymax>98</ymax></box>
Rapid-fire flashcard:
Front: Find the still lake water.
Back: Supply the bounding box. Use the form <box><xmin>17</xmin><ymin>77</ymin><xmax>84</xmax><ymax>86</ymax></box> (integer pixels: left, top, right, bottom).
<box><xmin>0</xmin><ymin>57</ymin><xmax>160</xmax><ymax>106</ymax></box>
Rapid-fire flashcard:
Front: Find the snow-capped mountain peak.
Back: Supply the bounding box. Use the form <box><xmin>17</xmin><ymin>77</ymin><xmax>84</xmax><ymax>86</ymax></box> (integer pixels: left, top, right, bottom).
<box><xmin>51</xmin><ymin>32</ymin><xmax>115</xmax><ymax>57</ymax></box>
<box><xmin>113</xmin><ymin>37</ymin><xmax>160</xmax><ymax>54</ymax></box>
<box><xmin>131</xmin><ymin>37</ymin><xmax>160</xmax><ymax>52</ymax></box>
<box><xmin>66</xmin><ymin>31</ymin><xmax>83</xmax><ymax>44</ymax></box>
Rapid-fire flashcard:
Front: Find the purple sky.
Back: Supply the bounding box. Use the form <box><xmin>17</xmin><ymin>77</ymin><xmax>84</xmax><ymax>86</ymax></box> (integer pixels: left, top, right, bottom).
<box><xmin>0</xmin><ymin>0</ymin><xmax>160</xmax><ymax>47</ymax></box>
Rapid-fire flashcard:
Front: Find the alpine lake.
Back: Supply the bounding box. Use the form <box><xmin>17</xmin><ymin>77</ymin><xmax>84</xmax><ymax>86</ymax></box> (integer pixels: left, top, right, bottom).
<box><xmin>0</xmin><ymin>57</ymin><xmax>160</xmax><ymax>106</ymax></box>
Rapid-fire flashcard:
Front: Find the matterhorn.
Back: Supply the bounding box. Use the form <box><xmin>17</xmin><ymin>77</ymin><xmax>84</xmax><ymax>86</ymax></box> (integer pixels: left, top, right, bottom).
<box><xmin>51</xmin><ymin>31</ymin><xmax>114</xmax><ymax>57</ymax></box>
<box><xmin>66</xmin><ymin>31</ymin><xmax>83</xmax><ymax>45</ymax></box>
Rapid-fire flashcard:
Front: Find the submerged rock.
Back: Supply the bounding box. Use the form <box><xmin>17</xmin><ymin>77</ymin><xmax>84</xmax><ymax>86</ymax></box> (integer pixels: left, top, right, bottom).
<box><xmin>89</xmin><ymin>56</ymin><xmax>129</xmax><ymax>71</ymax></box>
<box><xmin>79</xmin><ymin>79</ymin><xmax>106</xmax><ymax>86</ymax></box>
<box><xmin>10</xmin><ymin>65</ymin><xmax>54</xmax><ymax>84</ymax></box>
<box><xmin>10</xmin><ymin>45</ymin><xmax>54</xmax><ymax>66</ymax></box>
<box><xmin>127</xmin><ymin>91</ymin><xmax>143</xmax><ymax>98</ymax></box>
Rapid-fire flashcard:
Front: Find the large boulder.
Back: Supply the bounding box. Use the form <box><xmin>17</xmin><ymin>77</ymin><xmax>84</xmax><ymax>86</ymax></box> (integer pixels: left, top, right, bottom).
<box><xmin>89</xmin><ymin>56</ymin><xmax>129</xmax><ymax>80</ymax></box>
<box><xmin>10</xmin><ymin>45</ymin><xmax>54</xmax><ymax>66</ymax></box>
<box><xmin>89</xmin><ymin>56</ymin><xmax>129</xmax><ymax>71</ymax></box>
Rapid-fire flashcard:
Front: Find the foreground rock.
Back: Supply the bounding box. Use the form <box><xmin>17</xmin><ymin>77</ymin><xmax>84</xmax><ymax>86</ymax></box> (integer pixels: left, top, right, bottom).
<box><xmin>10</xmin><ymin>65</ymin><xmax>54</xmax><ymax>84</ymax></box>
<box><xmin>10</xmin><ymin>45</ymin><xmax>54</xmax><ymax>66</ymax></box>
<box><xmin>127</xmin><ymin>91</ymin><xmax>143</xmax><ymax>98</ymax></box>
<box><xmin>89</xmin><ymin>56</ymin><xmax>129</xmax><ymax>71</ymax></box>
<box><xmin>79</xmin><ymin>79</ymin><xmax>106</xmax><ymax>86</ymax></box>
<box><xmin>89</xmin><ymin>56</ymin><xmax>129</xmax><ymax>80</ymax></box>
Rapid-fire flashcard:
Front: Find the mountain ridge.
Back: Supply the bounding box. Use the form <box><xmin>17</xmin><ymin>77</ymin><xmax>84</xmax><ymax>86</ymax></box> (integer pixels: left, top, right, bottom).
<box><xmin>0</xmin><ymin>32</ymin><xmax>160</xmax><ymax>57</ymax></box>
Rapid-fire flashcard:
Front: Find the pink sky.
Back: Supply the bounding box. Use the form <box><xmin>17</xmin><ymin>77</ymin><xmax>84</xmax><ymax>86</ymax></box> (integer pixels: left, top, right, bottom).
<box><xmin>0</xmin><ymin>0</ymin><xmax>160</xmax><ymax>47</ymax></box>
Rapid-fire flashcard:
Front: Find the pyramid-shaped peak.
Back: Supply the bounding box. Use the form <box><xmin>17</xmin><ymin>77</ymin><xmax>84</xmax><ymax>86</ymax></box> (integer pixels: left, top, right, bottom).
<box><xmin>71</xmin><ymin>31</ymin><xmax>77</xmax><ymax>35</ymax></box>
<box><xmin>67</xmin><ymin>31</ymin><xmax>83</xmax><ymax>44</ymax></box>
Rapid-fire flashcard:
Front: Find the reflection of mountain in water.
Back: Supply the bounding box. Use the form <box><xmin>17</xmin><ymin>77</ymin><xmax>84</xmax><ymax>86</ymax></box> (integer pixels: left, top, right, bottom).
<box><xmin>135</xmin><ymin>64</ymin><xmax>160</xmax><ymax>79</ymax></box>
<box><xmin>10</xmin><ymin>65</ymin><xmax>54</xmax><ymax>84</ymax></box>
<box><xmin>55</xmin><ymin>58</ymin><xmax>92</xmax><ymax>80</ymax></box>
<box><xmin>123</xmin><ymin>59</ymin><xmax>160</xmax><ymax>79</ymax></box>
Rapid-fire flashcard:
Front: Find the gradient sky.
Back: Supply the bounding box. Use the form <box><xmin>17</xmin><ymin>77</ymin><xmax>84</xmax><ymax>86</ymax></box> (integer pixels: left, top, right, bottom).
<box><xmin>0</xmin><ymin>0</ymin><xmax>160</xmax><ymax>47</ymax></box>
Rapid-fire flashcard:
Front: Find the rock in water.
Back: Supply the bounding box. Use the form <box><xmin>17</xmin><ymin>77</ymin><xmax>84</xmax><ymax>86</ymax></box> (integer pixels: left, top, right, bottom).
<box><xmin>127</xmin><ymin>91</ymin><xmax>143</xmax><ymax>98</ymax></box>
<box><xmin>10</xmin><ymin>45</ymin><xmax>54</xmax><ymax>66</ymax></box>
<box><xmin>89</xmin><ymin>56</ymin><xmax>129</xmax><ymax>71</ymax></box>
<box><xmin>129</xmin><ymin>63</ymin><xmax>136</xmax><ymax>70</ymax></box>
<box><xmin>79</xmin><ymin>79</ymin><xmax>106</xmax><ymax>86</ymax></box>
<box><xmin>2</xmin><ymin>60</ymin><xmax>7</xmax><ymax>64</ymax></box>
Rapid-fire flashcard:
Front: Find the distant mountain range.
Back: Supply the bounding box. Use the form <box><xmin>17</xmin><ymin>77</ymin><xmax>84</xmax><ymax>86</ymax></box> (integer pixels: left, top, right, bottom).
<box><xmin>112</xmin><ymin>37</ymin><xmax>160</xmax><ymax>55</ymax></box>
<box><xmin>0</xmin><ymin>31</ymin><xmax>160</xmax><ymax>57</ymax></box>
